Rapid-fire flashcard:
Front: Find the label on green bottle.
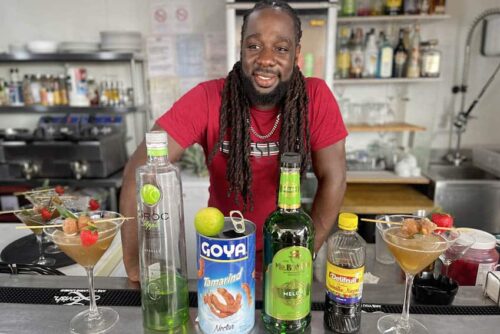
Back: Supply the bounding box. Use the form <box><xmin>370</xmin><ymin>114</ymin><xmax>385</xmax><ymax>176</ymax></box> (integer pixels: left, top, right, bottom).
<box><xmin>265</xmin><ymin>246</ymin><xmax>312</xmax><ymax>320</ymax></box>
<box><xmin>278</xmin><ymin>169</ymin><xmax>301</xmax><ymax>210</ymax></box>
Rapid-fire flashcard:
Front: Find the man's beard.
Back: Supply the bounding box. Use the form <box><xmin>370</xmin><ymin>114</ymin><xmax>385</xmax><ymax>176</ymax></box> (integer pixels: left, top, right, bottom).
<box><xmin>241</xmin><ymin>71</ymin><xmax>290</xmax><ymax>106</ymax></box>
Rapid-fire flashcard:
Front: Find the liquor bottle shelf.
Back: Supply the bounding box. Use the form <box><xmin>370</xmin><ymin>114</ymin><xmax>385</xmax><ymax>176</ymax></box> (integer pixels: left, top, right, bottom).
<box><xmin>346</xmin><ymin>122</ymin><xmax>426</xmax><ymax>132</ymax></box>
<box><xmin>333</xmin><ymin>77</ymin><xmax>441</xmax><ymax>85</ymax></box>
<box><xmin>337</xmin><ymin>14</ymin><xmax>450</xmax><ymax>24</ymax></box>
<box><xmin>0</xmin><ymin>105</ymin><xmax>145</xmax><ymax>114</ymax></box>
<box><xmin>0</xmin><ymin>52</ymin><xmax>143</xmax><ymax>63</ymax></box>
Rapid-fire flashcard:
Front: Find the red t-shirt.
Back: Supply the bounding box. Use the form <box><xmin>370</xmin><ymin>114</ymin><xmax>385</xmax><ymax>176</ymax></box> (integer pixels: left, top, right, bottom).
<box><xmin>157</xmin><ymin>77</ymin><xmax>347</xmax><ymax>250</ymax></box>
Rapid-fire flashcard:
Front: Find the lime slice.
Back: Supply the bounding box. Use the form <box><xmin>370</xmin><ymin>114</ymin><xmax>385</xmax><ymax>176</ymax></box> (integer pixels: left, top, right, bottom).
<box><xmin>141</xmin><ymin>184</ymin><xmax>161</xmax><ymax>206</ymax></box>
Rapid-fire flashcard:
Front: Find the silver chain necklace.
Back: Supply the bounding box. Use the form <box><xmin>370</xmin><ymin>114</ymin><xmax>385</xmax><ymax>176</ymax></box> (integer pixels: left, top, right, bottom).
<box><xmin>249</xmin><ymin>114</ymin><xmax>281</xmax><ymax>140</ymax></box>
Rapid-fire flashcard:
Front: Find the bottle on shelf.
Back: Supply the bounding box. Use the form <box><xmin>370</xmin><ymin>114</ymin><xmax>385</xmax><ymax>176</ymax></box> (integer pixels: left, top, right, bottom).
<box><xmin>420</xmin><ymin>39</ymin><xmax>441</xmax><ymax>77</ymax></box>
<box><xmin>393</xmin><ymin>28</ymin><xmax>408</xmax><ymax>78</ymax></box>
<box><xmin>29</xmin><ymin>74</ymin><xmax>41</xmax><ymax>105</ymax></box>
<box><xmin>377</xmin><ymin>31</ymin><xmax>394</xmax><ymax>78</ymax></box>
<box><xmin>22</xmin><ymin>74</ymin><xmax>33</xmax><ymax>106</ymax></box>
<box><xmin>137</xmin><ymin>131</ymin><xmax>189</xmax><ymax>331</ymax></box>
<box><xmin>39</xmin><ymin>74</ymin><xmax>48</xmax><ymax>106</ymax></box>
<box><xmin>429</xmin><ymin>0</ymin><xmax>446</xmax><ymax>15</ymax></box>
<box><xmin>324</xmin><ymin>213</ymin><xmax>366</xmax><ymax>333</ymax></box>
<box><xmin>363</xmin><ymin>28</ymin><xmax>379</xmax><ymax>78</ymax></box>
<box><xmin>262</xmin><ymin>152</ymin><xmax>314</xmax><ymax>334</ymax></box>
<box><xmin>419</xmin><ymin>0</ymin><xmax>430</xmax><ymax>15</ymax></box>
<box><xmin>9</xmin><ymin>68</ymin><xmax>23</xmax><ymax>106</ymax></box>
<box><xmin>59</xmin><ymin>74</ymin><xmax>69</xmax><ymax>106</ymax></box>
<box><xmin>406</xmin><ymin>24</ymin><xmax>421</xmax><ymax>78</ymax></box>
<box><xmin>404</xmin><ymin>0</ymin><xmax>420</xmax><ymax>14</ymax></box>
<box><xmin>0</xmin><ymin>81</ymin><xmax>9</xmax><ymax>106</ymax></box>
<box><xmin>350</xmin><ymin>28</ymin><xmax>365</xmax><ymax>78</ymax></box>
<box><xmin>46</xmin><ymin>74</ymin><xmax>54</xmax><ymax>106</ymax></box>
<box><xmin>385</xmin><ymin>0</ymin><xmax>403</xmax><ymax>15</ymax></box>
<box><xmin>341</xmin><ymin>0</ymin><xmax>357</xmax><ymax>17</ymax></box>
<box><xmin>336</xmin><ymin>26</ymin><xmax>351</xmax><ymax>79</ymax></box>
<box><xmin>356</xmin><ymin>0</ymin><xmax>371</xmax><ymax>16</ymax></box>
<box><xmin>370</xmin><ymin>0</ymin><xmax>384</xmax><ymax>15</ymax></box>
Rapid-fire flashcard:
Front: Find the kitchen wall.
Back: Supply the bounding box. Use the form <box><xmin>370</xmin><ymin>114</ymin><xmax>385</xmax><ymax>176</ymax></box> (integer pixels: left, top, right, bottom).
<box><xmin>0</xmin><ymin>0</ymin><xmax>498</xmax><ymax>160</ymax></box>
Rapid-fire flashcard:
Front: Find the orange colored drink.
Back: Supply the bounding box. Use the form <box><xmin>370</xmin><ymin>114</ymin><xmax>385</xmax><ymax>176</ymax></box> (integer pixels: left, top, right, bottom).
<box><xmin>384</xmin><ymin>227</ymin><xmax>447</xmax><ymax>275</ymax></box>
<box><xmin>51</xmin><ymin>221</ymin><xmax>117</xmax><ymax>267</ymax></box>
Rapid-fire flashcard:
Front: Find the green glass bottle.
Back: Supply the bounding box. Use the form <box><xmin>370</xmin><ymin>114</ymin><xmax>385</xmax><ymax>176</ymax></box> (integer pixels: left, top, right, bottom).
<box><xmin>262</xmin><ymin>152</ymin><xmax>315</xmax><ymax>333</ymax></box>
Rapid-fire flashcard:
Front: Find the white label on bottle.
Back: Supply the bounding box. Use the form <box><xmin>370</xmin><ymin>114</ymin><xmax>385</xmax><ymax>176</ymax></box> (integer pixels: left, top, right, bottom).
<box><xmin>148</xmin><ymin>262</ymin><xmax>161</xmax><ymax>280</ymax></box>
<box><xmin>380</xmin><ymin>48</ymin><xmax>393</xmax><ymax>78</ymax></box>
<box><xmin>476</xmin><ymin>263</ymin><xmax>497</xmax><ymax>286</ymax></box>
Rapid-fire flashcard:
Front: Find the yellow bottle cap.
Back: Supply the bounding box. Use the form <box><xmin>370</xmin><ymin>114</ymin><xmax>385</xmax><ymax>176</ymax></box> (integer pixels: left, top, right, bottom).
<box><xmin>339</xmin><ymin>212</ymin><xmax>358</xmax><ymax>231</ymax></box>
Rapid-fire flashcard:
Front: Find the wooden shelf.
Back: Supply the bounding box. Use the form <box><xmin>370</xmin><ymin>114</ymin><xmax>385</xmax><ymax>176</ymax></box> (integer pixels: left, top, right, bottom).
<box><xmin>347</xmin><ymin>171</ymin><xmax>430</xmax><ymax>184</ymax></box>
<box><xmin>334</xmin><ymin>77</ymin><xmax>441</xmax><ymax>85</ymax></box>
<box><xmin>306</xmin><ymin>171</ymin><xmax>430</xmax><ymax>185</ymax></box>
<box><xmin>337</xmin><ymin>14</ymin><xmax>450</xmax><ymax>24</ymax></box>
<box><xmin>347</xmin><ymin>122</ymin><xmax>426</xmax><ymax>132</ymax></box>
<box><xmin>341</xmin><ymin>184</ymin><xmax>435</xmax><ymax>214</ymax></box>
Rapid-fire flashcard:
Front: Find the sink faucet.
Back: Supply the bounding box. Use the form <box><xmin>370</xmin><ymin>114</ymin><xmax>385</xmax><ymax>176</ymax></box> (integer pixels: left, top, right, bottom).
<box><xmin>447</xmin><ymin>8</ymin><xmax>500</xmax><ymax>166</ymax></box>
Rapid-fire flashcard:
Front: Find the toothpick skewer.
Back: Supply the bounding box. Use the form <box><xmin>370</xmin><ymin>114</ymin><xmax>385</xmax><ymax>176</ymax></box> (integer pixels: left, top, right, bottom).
<box><xmin>36</xmin><ymin>195</ymin><xmax>78</xmax><ymax>199</ymax></box>
<box><xmin>15</xmin><ymin>217</ymin><xmax>134</xmax><ymax>230</ymax></box>
<box><xmin>360</xmin><ymin>218</ymin><xmax>457</xmax><ymax>231</ymax></box>
<box><xmin>0</xmin><ymin>208</ymin><xmax>33</xmax><ymax>215</ymax></box>
<box><xmin>14</xmin><ymin>188</ymin><xmax>55</xmax><ymax>196</ymax></box>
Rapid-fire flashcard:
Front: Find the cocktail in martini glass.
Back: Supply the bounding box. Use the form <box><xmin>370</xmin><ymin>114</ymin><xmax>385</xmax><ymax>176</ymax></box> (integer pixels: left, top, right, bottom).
<box><xmin>25</xmin><ymin>189</ymin><xmax>90</xmax><ymax>255</ymax></box>
<box><xmin>377</xmin><ymin>215</ymin><xmax>459</xmax><ymax>334</ymax></box>
<box><xmin>44</xmin><ymin>210</ymin><xmax>125</xmax><ymax>334</ymax></box>
<box><xmin>14</xmin><ymin>208</ymin><xmax>57</xmax><ymax>266</ymax></box>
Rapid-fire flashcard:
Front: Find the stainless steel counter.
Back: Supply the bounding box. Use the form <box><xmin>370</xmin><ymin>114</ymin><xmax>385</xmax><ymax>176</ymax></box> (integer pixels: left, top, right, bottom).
<box><xmin>0</xmin><ymin>274</ymin><xmax>498</xmax><ymax>334</ymax></box>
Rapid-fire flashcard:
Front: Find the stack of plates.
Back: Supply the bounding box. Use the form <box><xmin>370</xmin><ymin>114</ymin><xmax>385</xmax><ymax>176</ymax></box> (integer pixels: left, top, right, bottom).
<box><xmin>100</xmin><ymin>31</ymin><xmax>142</xmax><ymax>52</ymax></box>
<box><xmin>59</xmin><ymin>42</ymin><xmax>100</xmax><ymax>53</ymax></box>
<box><xmin>26</xmin><ymin>41</ymin><xmax>59</xmax><ymax>54</ymax></box>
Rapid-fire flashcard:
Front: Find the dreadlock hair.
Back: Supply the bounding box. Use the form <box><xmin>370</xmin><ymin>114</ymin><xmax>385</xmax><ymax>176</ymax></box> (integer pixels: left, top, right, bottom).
<box><xmin>209</xmin><ymin>0</ymin><xmax>311</xmax><ymax>211</ymax></box>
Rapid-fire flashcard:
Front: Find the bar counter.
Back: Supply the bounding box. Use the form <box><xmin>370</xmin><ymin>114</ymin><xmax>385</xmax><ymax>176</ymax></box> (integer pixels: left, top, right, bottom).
<box><xmin>0</xmin><ymin>273</ymin><xmax>498</xmax><ymax>333</ymax></box>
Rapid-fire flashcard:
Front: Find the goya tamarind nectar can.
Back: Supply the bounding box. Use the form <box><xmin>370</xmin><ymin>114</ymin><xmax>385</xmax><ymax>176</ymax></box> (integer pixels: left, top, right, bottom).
<box><xmin>197</xmin><ymin>217</ymin><xmax>255</xmax><ymax>334</ymax></box>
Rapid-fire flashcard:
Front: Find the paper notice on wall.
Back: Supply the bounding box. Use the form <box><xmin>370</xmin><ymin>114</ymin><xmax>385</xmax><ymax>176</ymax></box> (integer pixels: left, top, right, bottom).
<box><xmin>149</xmin><ymin>77</ymin><xmax>180</xmax><ymax>119</ymax></box>
<box><xmin>205</xmin><ymin>32</ymin><xmax>227</xmax><ymax>77</ymax></box>
<box><xmin>176</xmin><ymin>34</ymin><xmax>205</xmax><ymax>77</ymax></box>
<box><xmin>146</xmin><ymin>36</ymin><xmax>176</xmax><ymax>77</ymax></box>
<box><xmin>150</xmin><ymin>0</ymin><xmax>193</xmax><ymax>35</ymax></box>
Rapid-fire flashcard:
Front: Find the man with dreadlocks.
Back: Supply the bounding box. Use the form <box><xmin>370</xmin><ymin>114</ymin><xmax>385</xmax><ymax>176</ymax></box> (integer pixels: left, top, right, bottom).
<box><xmin>120</xmin><ymin>0</ymin><xmax>347</xmax><ymax>282</ymax></box>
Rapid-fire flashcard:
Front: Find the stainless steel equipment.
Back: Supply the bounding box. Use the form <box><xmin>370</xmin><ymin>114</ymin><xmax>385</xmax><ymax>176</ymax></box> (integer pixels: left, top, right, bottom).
<box><xmin>425</xmin><ymin>163</ymin><xmax>500</xmax><ymax>234</ymax></box>
<box><xmin>0</xmin><ymin>114</ymin><xmax>127</xmax><ymax>180</ymax></box>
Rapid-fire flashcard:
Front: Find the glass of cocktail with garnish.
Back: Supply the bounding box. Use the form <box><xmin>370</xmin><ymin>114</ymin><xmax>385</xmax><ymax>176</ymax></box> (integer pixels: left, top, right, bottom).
<box><xmin>15</xmin><ymin>207</ymin><xmax>57</xmax><ymax>266</ymax></box>
<box><xmin>377</xmin><ymin>215</ymin><xmax>460</xmax><ymax>334</ymax></box>
<box><xmin>44</xmin><ymin>210</ymin><xmax>125</xmax><ymax>334</ymax></box>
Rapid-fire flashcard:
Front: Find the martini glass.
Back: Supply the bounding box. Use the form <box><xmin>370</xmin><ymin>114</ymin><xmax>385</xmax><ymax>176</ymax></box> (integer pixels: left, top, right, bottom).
<box><xmin>376</xmin><ymin>215</ymin><xmax>459</xmax><ymax>334</ymax></box>
<box><xmin>24</xmin><ymin>189</ymin><xmax>61</xmax><ymax>253</ymax></box>
<box><xmin>439</xmin><ymin>231</ymin><xmax>474</xmax><ymax>277</ymax></box>
<box><xmin>44</xmin><ymin>211</ymin><xmax>124</xmax><ymax>334</ymax></box>
<box><xmin>14</xmin><ymin>208</ymin><xmax>56</xmax><ymax>266</ymax></box>
<box><xmin>45</xmin><ymin>195</ymin><xmax>91</xmax><ymax>255</ymax></box>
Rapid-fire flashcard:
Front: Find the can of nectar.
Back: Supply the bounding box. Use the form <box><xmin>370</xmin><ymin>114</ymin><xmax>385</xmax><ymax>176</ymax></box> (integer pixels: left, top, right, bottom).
<box><xmin>197</xmin><ymin>217</ymin><xmax>255</xmax><ymax>334</ymax></box>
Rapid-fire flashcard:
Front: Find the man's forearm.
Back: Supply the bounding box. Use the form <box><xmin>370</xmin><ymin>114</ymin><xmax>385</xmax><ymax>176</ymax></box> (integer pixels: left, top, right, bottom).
<box><xmin>310</xmin><ymin>174</ymin><xmax>346</xmax><ymax>253</ymax></box>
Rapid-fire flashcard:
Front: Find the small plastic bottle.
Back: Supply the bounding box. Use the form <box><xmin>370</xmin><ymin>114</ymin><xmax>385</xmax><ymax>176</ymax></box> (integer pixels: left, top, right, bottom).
<box><xmin>324</xmin><ymin>213</ymin><xmax>366</xmax><ymax>333</ymax></box>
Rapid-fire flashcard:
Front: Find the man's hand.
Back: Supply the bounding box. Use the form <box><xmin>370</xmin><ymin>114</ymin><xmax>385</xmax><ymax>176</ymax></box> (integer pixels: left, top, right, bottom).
<box><xmin>310</xmin><ymin>139</ymin><xmax>346</xmax><ymax>253</ymax></box>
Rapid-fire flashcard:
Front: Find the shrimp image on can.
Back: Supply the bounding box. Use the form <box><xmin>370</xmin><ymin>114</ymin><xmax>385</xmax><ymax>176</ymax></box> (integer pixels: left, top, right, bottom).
<box><xmin>197</xmin><ymin>218</ymin><xmax>255</xmax><ymax>334</ymax></box>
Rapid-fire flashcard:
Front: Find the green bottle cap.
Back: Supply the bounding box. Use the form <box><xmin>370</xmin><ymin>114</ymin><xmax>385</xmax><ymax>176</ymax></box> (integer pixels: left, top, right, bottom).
<box><xmin>339</xmin><ymin>212</ymin><xmax>358</xmax><ymax>231</ymax></box>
